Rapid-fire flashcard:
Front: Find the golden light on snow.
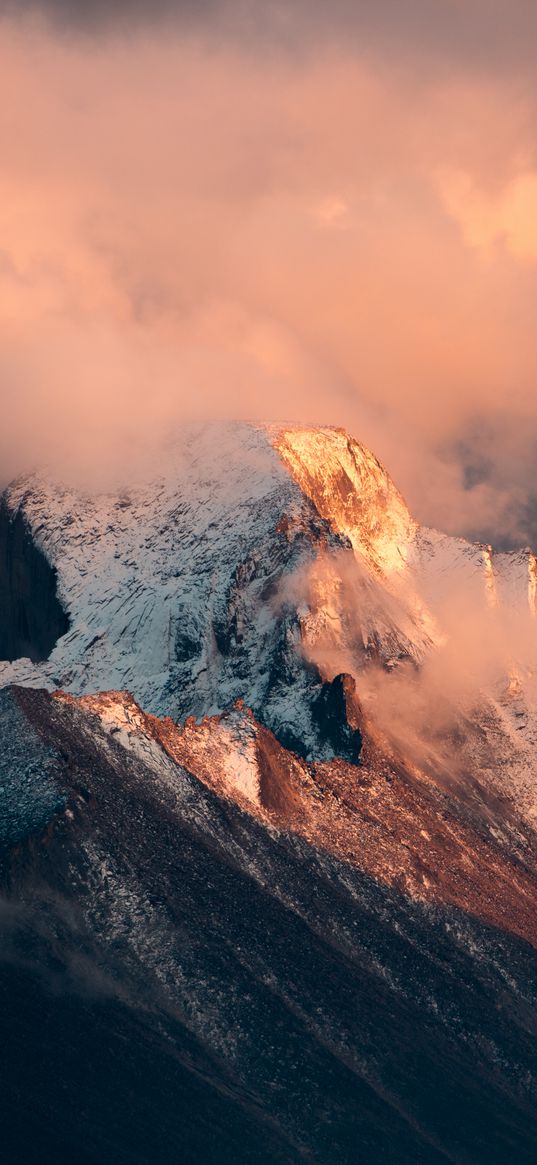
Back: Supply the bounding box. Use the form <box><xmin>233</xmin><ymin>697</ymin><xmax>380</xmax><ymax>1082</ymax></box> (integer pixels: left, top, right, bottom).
<box><xmin>275</xmin><ymin>427</ymin><xmax>414</xmax><ymax>577</ymax></box>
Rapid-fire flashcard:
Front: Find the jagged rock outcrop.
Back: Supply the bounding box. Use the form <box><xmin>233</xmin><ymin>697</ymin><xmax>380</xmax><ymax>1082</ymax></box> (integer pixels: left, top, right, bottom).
<box><xmin>311</xmin><ymin>672</ymin><xmax>362</xmax><ymax>762</ymax></box>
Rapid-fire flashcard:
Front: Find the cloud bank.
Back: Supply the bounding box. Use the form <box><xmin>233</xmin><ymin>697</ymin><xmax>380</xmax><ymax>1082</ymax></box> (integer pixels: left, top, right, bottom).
<box><xmin>1</xmin><ymin>7</ymin><xmax>537</xmax><ymax>545</ymax></box>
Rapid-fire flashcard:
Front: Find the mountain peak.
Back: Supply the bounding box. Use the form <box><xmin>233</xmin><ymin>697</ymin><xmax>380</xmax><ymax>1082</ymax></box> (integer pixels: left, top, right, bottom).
<box><xmin>1</xmin><ymin>419</ymin><xmax>537</xmax><ymax>823</ymax></box>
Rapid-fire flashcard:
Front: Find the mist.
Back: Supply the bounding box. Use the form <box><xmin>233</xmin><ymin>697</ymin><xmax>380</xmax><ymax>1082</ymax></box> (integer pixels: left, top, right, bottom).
<box><xmin>297</xmin><ymin>544</ymin><xmax>537</xmax><ymax>789</ymax></box>
<box><xmin>1</xmin><ymin>11</ymin><xmax>537</xmax><ymax>545</ymax></box>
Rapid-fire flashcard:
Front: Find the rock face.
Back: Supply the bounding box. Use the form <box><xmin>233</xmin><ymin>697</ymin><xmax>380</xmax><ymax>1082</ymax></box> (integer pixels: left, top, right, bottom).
<box><xmin>0</xmin><ymin>501</ymin><xmax>69</xmax><ymax>663</ymax></box>
<box><xmin>1</xmin><ymin>422</ymin><xmax>537</xmax><ymax>1164</ymax></box>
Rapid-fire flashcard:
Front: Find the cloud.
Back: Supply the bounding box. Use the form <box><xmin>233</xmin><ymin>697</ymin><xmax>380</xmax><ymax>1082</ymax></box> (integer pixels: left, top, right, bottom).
<box><xmin>437</xmin><ymin>167</ymin><xmax>537</xmax><ymax>261</ymax></box>
<box><xmin>0</xmin><ymin>14</ymin><xmax>537</xmax><ymax>545</ymax></box>
<box><xmin>3</xmin><ymin>0</ymin><xmax>537</xmax><ymax>83</ymax></box>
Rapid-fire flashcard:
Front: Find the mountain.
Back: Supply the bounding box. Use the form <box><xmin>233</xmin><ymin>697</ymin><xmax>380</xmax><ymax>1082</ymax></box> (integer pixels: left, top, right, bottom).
<box><xmin>1</xmin><ymin>422</ymin><xmax>537</xmax><ymax>1164</ymax></box>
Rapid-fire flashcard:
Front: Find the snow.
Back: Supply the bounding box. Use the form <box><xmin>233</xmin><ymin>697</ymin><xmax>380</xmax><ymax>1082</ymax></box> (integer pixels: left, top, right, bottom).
<box><xmin>0</xmin><ymin>423</ymin><xmax>306</xmax><ymax>704</ymax></box>
<box><xmin>1</xmin><ymin>420</ymin><xmax>537</xmax><ymax>816</ymax></box>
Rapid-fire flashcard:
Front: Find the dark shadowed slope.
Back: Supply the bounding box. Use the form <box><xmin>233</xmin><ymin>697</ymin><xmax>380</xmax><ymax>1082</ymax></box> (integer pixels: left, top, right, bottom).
<box><xmin>1</xmin><ymin>687</ymin><xmax>537</xmax><ymax>1165</ymax></box>
<box><xmin>0</xmin><ymin>502</ymin><xmax>69</xmax><ymax>664</ymax></box>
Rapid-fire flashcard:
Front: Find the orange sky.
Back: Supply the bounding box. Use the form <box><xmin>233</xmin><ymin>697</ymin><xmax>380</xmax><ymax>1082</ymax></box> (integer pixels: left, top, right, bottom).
<box><xmin>1</xmin><ymin>6</ymin><xmax>537</xmax><ymax>545</ymax></box>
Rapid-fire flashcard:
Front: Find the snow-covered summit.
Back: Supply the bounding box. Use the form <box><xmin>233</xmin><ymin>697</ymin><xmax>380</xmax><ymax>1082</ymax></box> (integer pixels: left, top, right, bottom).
<box><xmin>1</xmin><ymin>420</ymin><xmax>537</xmax><ymax>811</ymax></box>
<box><xmin>0</xmin><ymin>422</ymin><xmax>348</xmax><ymax>756</ymax></box>
<box><xmin>0</xmin><ymin>422</ymin><xmax>419</xmax><ymax>722</ymax></box>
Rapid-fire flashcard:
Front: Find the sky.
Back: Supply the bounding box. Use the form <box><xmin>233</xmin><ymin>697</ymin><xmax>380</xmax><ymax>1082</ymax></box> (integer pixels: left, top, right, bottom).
<box><xmin>1</xmin><ymin>2</ymin><xmax>537</xmax><ymax>546</ymax></box>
